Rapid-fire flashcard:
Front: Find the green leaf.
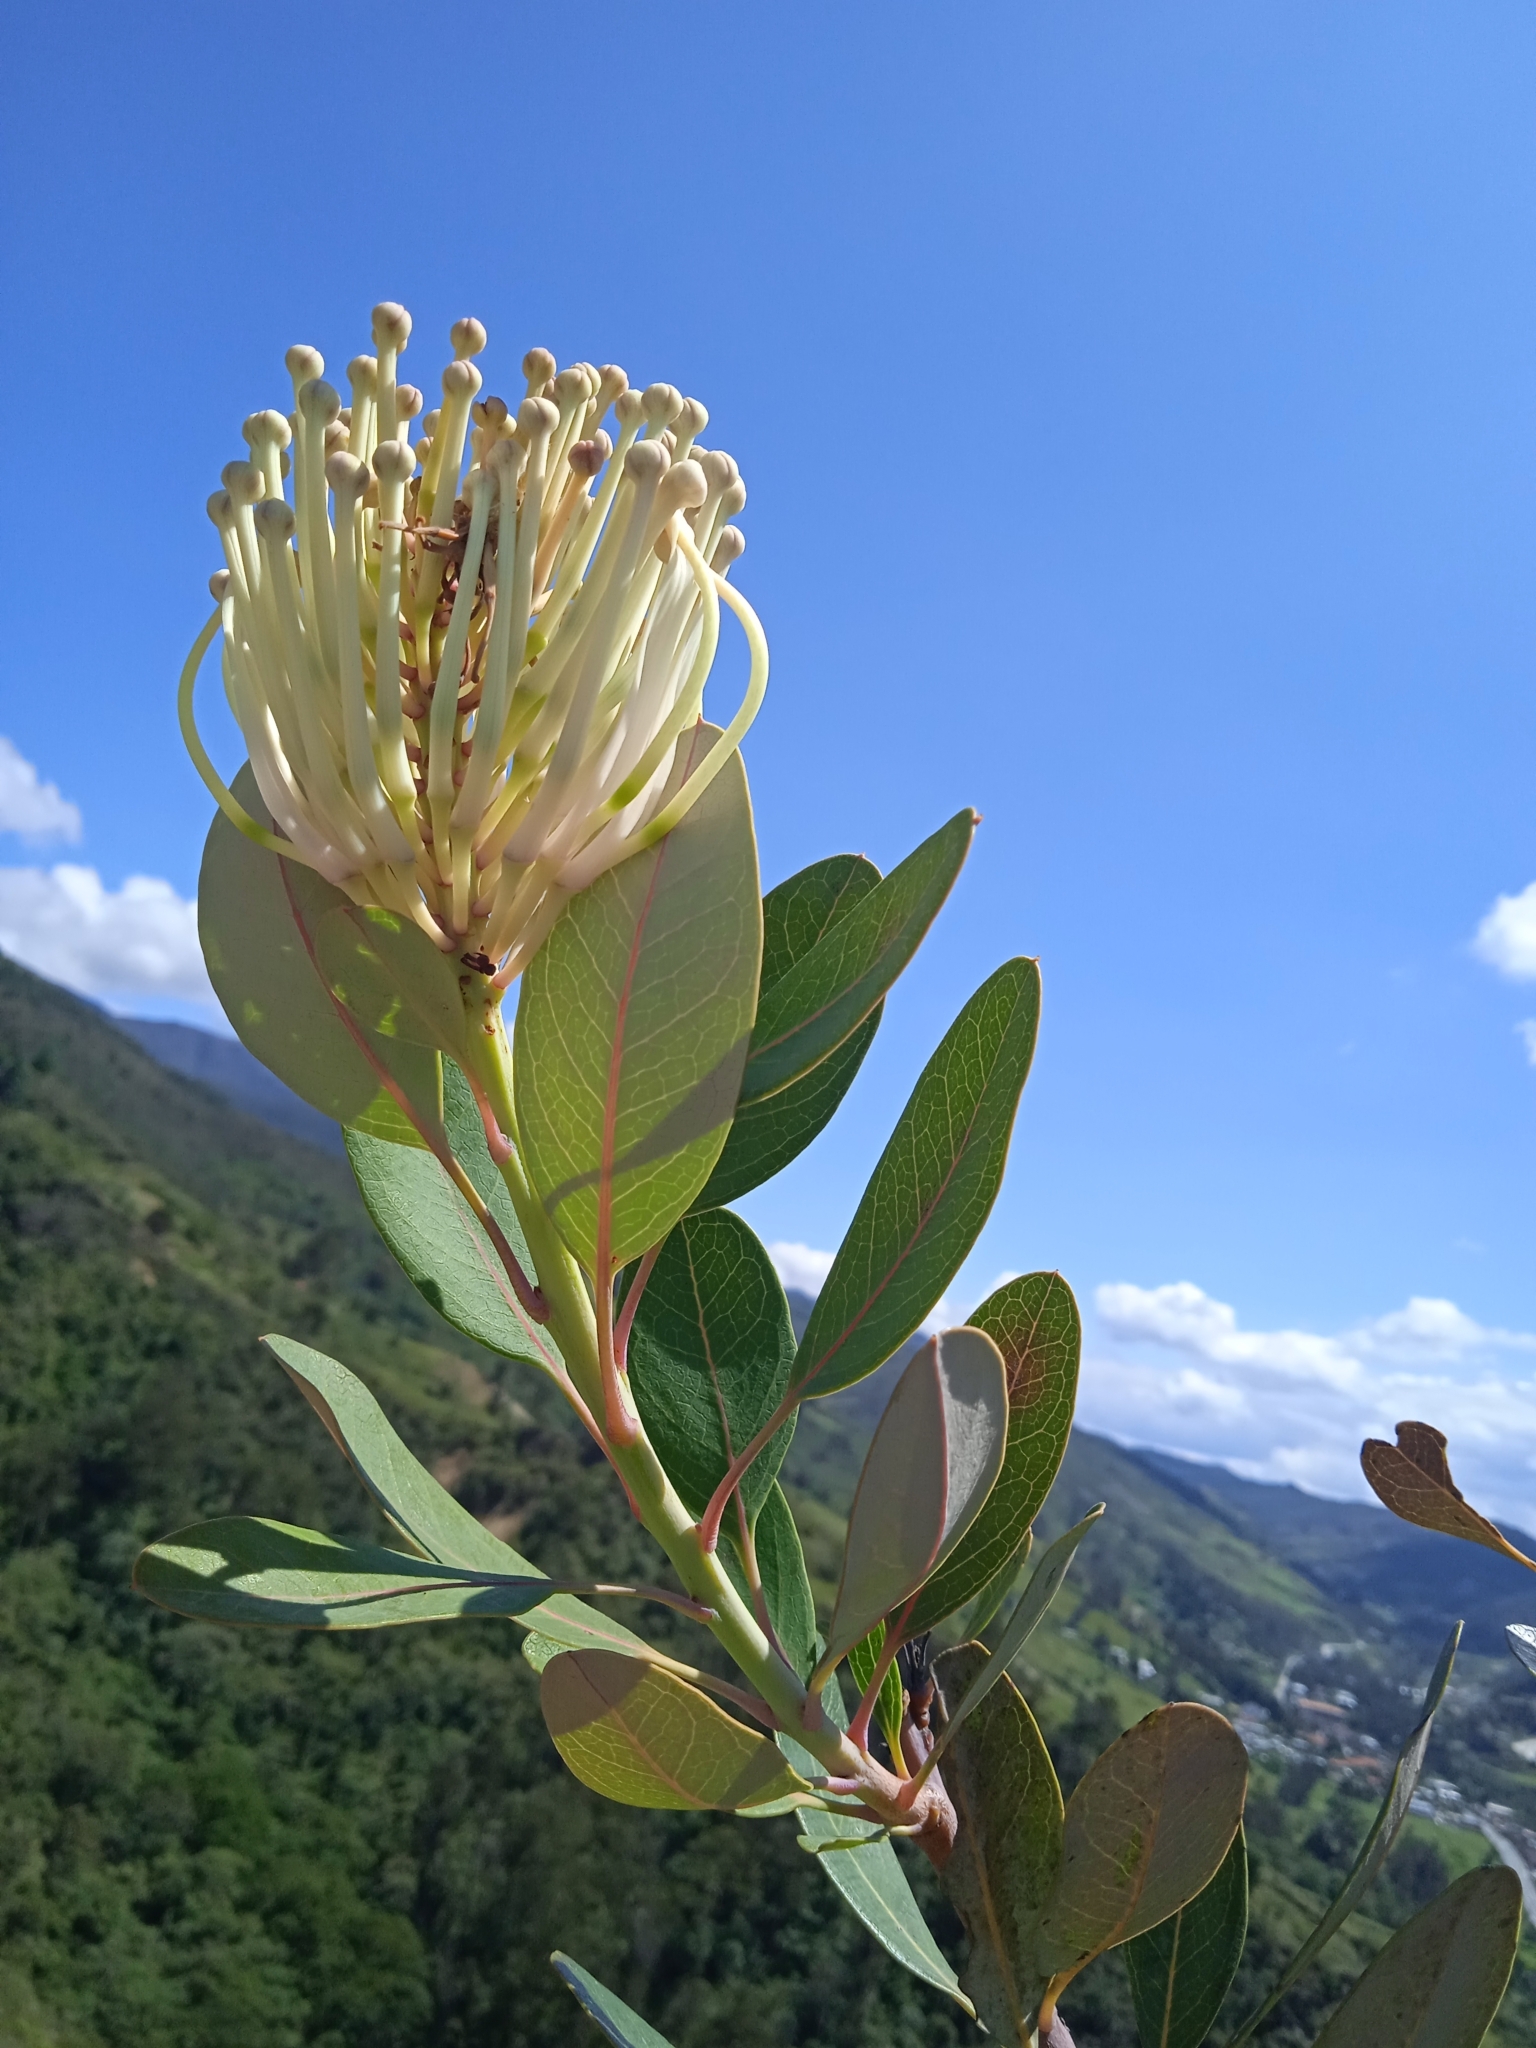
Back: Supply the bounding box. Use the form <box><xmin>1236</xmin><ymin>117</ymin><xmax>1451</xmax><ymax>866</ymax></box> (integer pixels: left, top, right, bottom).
<box><xmin>198</xmin><ymin>765</ymin><xmax>441</xmax><ymax>1133</ymax></box>
<box><xmin>134</xmin><ymin>1515</ymin><xmax>559</xmax><ymax>1628</ymax></box>
<box><xmin>261</xmin><ymin>1334</ymin><xmax>649</xmax><ymax>1662</ymax></box>
<box><xmin>550</xmin><ymin>1954</ymin><xmax>677</xmax><ymax>2048</ymax></box>
<box><xmin>626</xmin><ymin>1209</ymin><xmax>796</xmax><ymax>1527</ymax></box>
<box><xmin>315</xmin><ymin>897</ymin><xmax>473</xmax><ymax>1068</ymax></box>
<box><xmin>514</xmin><ymin>725</ymin><xmax>761</xmax><ymax>1271</ymax></box>
<box><xmin>933</xmin><ymin>1642</ymin><xmax>1064</xmax><ymax>2039</ymax></box>
<box><xmin>1507</xmin><ymin>1623</ymin><xmax>1536</xmax><ymax>1679</ymax></box>
<box><xmin>922</xmin><ymin>1507</ymin><xmax>1104</xmax><ymax>1778</ymax></box>
<box><xmin>691</xmin><ymin>854</ymin><xmax>883</xmax><ymax>1208</ymax></box>
<box><xmin>750</xmin><ymin>1482</ymin><xmax>819</xmax><ymax>1681</ymax></box>
<box><xmin>692</xmin><ymin>1008</ymin><xmax>880</xmax><ymax>1210</ymax></box>
<box><xmin>1311</xmin><ymin>1866</ymin><xmax>1522</xmax><ymax>2048</ymax></box>
<box><xmin>347</xmin><ymin>1062</ymin><xmax>565</xmax><ymax>1374</ymax></box>
<box><xmin>1125</xmin><ymin>1828</ymin><xmax>1248</xmax><ymax>2048</ymax></box>
<box><xmin>823</xmin><ymin>1329</ymin><xmax>1009</xmax><ymax>1673</ymax></box>
<box><xmin>780</xmin><ymin>1712</ymin><xmax>974</xmax><ymax>2017</ymax></box>
<box><xmin>540</xmin><ymin>1649</ymin><xmax>807</xmax><ymax>1812</ymax></box>
<box><xmin>1036</xmin><ymin>1704</ymin><xmax>1249</xmax><ymax>1977</ymax></box>
<box><xmin>794</xmin><ymin>958</ymin><xmax>1041</xmax><ymax>1400</ymax></box>
<box><xmin>962</xmin><ymin>1531</ymin><xmax>1032</xmax><ymax>1639</ymax></box>
<box><xmin>741</xmin><ymin>811</ymin><xmax>974</xmax><ymax>1103</ymax></box>
<box><xmin>847</xmin><ymin>1621</ymin><xmax>906</xmax><ymax>1759</ymax></box>
<box><xmin>1226</xmin><ymin>1624</ymin><xmax>1461</xmax><ymax>2048</ymax></box>
<box><xmin>908</xmin><ymin>1271</ymin><xmax>1082</xmax><ymax>1632</ymax></box>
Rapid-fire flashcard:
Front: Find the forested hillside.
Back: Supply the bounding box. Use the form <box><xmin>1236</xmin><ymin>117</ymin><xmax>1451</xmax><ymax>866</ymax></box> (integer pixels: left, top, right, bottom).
<box><xmin>2</xmin><ymin>954</ymin><xmax>1533</xmax><ymax>2047</ymax></box>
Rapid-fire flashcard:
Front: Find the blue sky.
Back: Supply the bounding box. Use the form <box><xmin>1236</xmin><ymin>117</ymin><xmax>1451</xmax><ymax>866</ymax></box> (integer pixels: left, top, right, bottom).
<box><xmin>4</xmin><ymin>3</ymin><xmax>1536</xmax><ymax>1517</ymax></box>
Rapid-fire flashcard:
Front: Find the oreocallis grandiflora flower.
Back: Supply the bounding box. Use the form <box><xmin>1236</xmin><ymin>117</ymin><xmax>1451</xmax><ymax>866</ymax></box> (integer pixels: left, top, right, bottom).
<box><xmin>182</xmin><ymin>302</ymin><xmax>766</xmax><ymax>982</ymax></box>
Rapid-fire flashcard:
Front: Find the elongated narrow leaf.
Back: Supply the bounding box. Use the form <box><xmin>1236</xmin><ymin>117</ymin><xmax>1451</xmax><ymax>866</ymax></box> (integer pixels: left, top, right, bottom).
<box><xmin>780</xmin><ymin>1721</ymin><xmax>973</xmax><ymax>2016</ymax></box>
<box><xmin>694</xmin><ymin>1009</ymin><xmax>881</xmax><ymax>1210</ymax></box>
<box><xmin>963</xmin><ymin>1530</ymin><xmax>1033</xmax><ymax>1639</ymax></box>
<box><xmin>923</xmin><ymin>1507</ymin><xmax>1104</xmax><ymax>1776</ymax></box>
<box><xmin>909</xmin><ymin>1271</ymin><xmax>1082</xmax><ymax>1631</ymax></box>
<box><xmin>1507</xmin><ymin>1623</ymin><xmax>1536</xmax><ymax>1679</ymax></box>
<box><xmin>626</xmin><ymin>1209</ymin><xmax>796</xmax><ymax>1527</ymax></box>
<box><xmin>742</xmin><ymin>811</ymin><xmax>975</xmax><ymax>1103</ymax></box>
<box><xmin>134</xmin><ymin>1515</ymin><xmax>558</xmax><ymax>1628</ymax></box>
<box><xmin>262</xmin><ymin>1334</ymin><xmax>650</xmax><ymax>1661</ymax></box>
<box><xmin>515</xmin><ymin>726</ymin><xmax>761</xmax><ymax>1270</ymax></box>
<box><xmin>1225</xmin><ymin>1623</ymin><xmax>1461</xmax><ymax>2048</ymax></box>
<box><xmin>824</xmin><ymin>1329</ymin><xmax>1008</xmax><ymax>1672</ymax></box>
<box><xmin>691</xmin><ymin>854</ymin><xmax>884</xmax><ymax>1207</ymax></box>
<box><xmin>1125</xmin><ymin>1828</ymin><xmax>1248</xmax><ymax>2048</ymax></box>
<box><xmin>347</xmin><ymin>1063</ymin><xmax>565</xmax><ymax>1373</ymax></box>
<box><xmin>1312</xmin><ymin>1866</ymin><xmax>1521</xmax><ymax>2048</ymax></box>
<box><xmin>551</xmin><ymin>1954</ymin><xmax>677</xmax><ymax>2048</ymax></box>
<box><xmin>540</xmin><ymin>1649</ymin><xmax>806</xmax><ymax>1812</ymax></box>
<box><xmin>199</xmin><ymin>765</ymin><xmax>441</xmax><ymax>1136</ymax></box>
<box><xmin>934</xmin><ymin>1642</ymin><xmax>1064</xmax><ymax>2040</ymax></box>
<box><xmin>751</xmin><ymin>1482</ymin><xmax>818</xmax><ymax>1681</ymax></box>
<box><xmin>1036</xmin><ymin>1705</ymin><xmax>1248</xmax><ymax>1977</ymax></box>
<box><xmin>847</xmin><ymin>1621</ymin><xmax>906</xmax><ymax>1760</ymax></box>
<box><xmin>1360</xmin><ymin>1422</ymin><xmax>1536</xmax><ymax>1569</ymax></box>
<box><xmin>795</xmin><ymin>958</ymin><xmax>1041</xmax><ymax>1400</ymax></box>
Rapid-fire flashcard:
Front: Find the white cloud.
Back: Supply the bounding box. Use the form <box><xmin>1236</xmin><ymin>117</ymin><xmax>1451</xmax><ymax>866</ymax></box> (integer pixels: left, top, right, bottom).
<box><xmin>0</xmin><ymin>863</ymin><xmax>214</xmax><ymax>1007</ymax></box>
<box><xmin>768</xmin><ymin>1241</ymin><xmax>838</xmax><ymax>1298</ymax></box>
<box><xmin>0</xmin><ymin>736</ymin><xmax>82</xmax><ymax>845</ymax></box>
<box><xmin>1473</xmin><ymin>881</ymin><xmax>1536</xmax><ymax>981</ymax></box>
<box><xmin>1084</xmin><ymin>1279</ymin><xmax>1536</xmax><ymax>1531</ymax></box>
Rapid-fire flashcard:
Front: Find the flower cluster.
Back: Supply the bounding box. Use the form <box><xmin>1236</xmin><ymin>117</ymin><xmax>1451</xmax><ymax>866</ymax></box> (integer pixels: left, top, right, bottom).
<box><xmin>186</xmin><ymin>303</ymin><xmax>765</xmax><ymax>980</ymax></box>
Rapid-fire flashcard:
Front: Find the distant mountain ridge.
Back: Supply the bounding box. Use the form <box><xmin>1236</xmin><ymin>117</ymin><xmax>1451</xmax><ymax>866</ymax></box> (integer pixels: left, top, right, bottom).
<box><xmin>116</xmin><ymin>1015</ymin><xmax>344</xmax><ymax>1153</ymax></box>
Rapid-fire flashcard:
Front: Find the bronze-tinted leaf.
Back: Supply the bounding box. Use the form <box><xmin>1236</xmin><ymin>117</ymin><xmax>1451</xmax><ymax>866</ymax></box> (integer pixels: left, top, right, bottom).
<box><xmin>1312</xmin><ymin>1866</ymin><xmax>1521</xmax><ymax>2048</ymax></box>
<box><xmin>1359</xmin><ymin>1421</ymin><xmax>1536</xmax><ymax>1570</ymax></box>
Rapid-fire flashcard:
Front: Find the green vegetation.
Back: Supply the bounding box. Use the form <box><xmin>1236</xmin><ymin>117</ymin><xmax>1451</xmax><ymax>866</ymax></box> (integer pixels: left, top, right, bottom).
<box><xmin>1</xmin><ymin>954</ymin><xmax>1532</xmax><ymax>2045</ymax></box>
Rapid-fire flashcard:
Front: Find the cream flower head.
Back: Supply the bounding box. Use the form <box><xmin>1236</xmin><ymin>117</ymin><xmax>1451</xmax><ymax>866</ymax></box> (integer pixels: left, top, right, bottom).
<box><xmin>183</xmin><ymin>303</ymin><xmax>766</xmax><ymax>982</ymax></box>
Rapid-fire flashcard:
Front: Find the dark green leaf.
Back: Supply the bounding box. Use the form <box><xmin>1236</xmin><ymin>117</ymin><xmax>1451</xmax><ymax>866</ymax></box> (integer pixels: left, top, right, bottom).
<box><xmin>1226</xmin><ymin>1624</ymin><xmax>1461</xmax><ymax>2048</ymax></box>
<box><xmin>692</xmin><ymin>855</ymin><xmax>884</xmax><ymax>1208</ymax></box>
<box><xmin>823</xmin><ymin>1330</ymin><xmax>1008</xmax><ymax>1674</ymax></box>
<box><xmin>909</xmin><ymin>1270</ymin><xmax>1082</xmax><ymax>1631</ymax></box>
<box><xmin>540</xmin><ymin>1650</ymin><xmax>807</xmax><ymax>1812</ymax></box>
<box><xmin>692</xmin><ymin>1007</ymin><xmax>880</xmax><ymax>1210</ymax></box>
<box><xmin>1036</xmin><ymin>1705</ymin><xmax>1249</xmax><ymax>1976</ymax></box>
<box><xmin>922</xmin><ymin>1507</ymin><xmax>1103</xmax><ymax>1778</ymax></box>
<box><xmin>262</xmin><ymin>1334</ymin><xmax>650</xmax><ymax>1661</ymax></box>
<box><xmin>742</xmin><ymin>811</ymin><xmax>974</xmax><ymax>1103</ymax></box>
<box><xmin>1311</xmin><ymin>1866</ymin><xmax>1521</xmax><ymax>2048</ymax></box>
<box><xmin>347</xmin><ymin>1062</ymin><xmax>565</xmax><ymax>1373</ymax></box>
<box><xmin>934</xmin><ymin>1642</ymin><xmax>1064</xmax><ymax>2039</ymax></box>
<box><xmin>198</xmin><ymin>765</ymin><xmax>440</xmax><ymax>1135</ymax></box>
<box><xmin>1125</xmin><ymin>1827</ymin><xmax>1248</xmax><ymax>2048</ymax></box>
<box><xmin>626</xmin><ymin>1209</ymin><xmax>797</xmax><ymax>1527</ymax></box>
<box><xmin>134</xmin><ymin>1515</ymin><xmax>557</xmax><ymax>1628</ymax></box>
<box><xmin>794</xmin><ymin>958</ymin><xmax>1041</xmax><ymax>1400</ymax></box>
<box><xmin>551</xmin><ymin>1954</ymin><xmax>676</xmax><ymax>2048</ymax></box>
<box><xmin>514</xmin><ymin>726</ymin><xmax>761</xmax><ymax>1270</ymax></box>
<box><xmin>750</xmin><ymin>1482</ymin><xmax>818</xmax><ymax>1681</ymax></box>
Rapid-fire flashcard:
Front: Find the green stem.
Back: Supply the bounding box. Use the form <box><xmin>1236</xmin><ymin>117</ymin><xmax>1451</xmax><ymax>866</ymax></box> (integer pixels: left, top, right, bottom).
<box><xmin>454</xmin><ymin>977</ymin><xmax>863</xmax><ymax>1780</ymax></box>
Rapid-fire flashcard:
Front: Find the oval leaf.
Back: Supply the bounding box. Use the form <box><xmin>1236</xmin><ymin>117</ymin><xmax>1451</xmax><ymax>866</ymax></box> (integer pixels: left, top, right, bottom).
<box><xmin>1036</xmin><ymin>1705</ymin><xmax>1249</xmax><ymax>1976</ymax></box>
<box><xmin>909</xmin><ymin>1270</ymin><xmax>1082</xmax><ymax>1632</ymax></box>
<box><xmin>315</xmin><ymin>898</ymin><xmax>472</xmax><ymax>1065</ymax></box>
<box><xmin>741</xmin><ymin>810</ymin><xmax>974</xmax><ymax>1103</ymax></box>
<box><xmin>626</xmin><ymin>1209</ymin><xmax>797</xmax><ymax>1527</ymax></box>
<box><xmin>346</xmin><ymin>1062</ymin><xmax>563</xmax><ymax>1374</ymax></box>
<box><xmin>824</xmin><ymin>1328</ymin><xmax>1008</xmax><ymax>1671</ymax></box>
<box><xmin>134</xmin><ymin>1515</ymin><xmax>557</xmax><ymax>1628</ymax></box>
<box><xmin>262</xmin><ymin>1334</ymin><xmax>649</xmax><ymax>1661</ymax></box>
<box><xmin>198</xmin><ymin>765</ymin><xmax>442</xmax><ymax>1136</ymax></box>
<box><xmin>1360</xmin><ymin>1421</ymin><xmax>1536</xmax><ymax>1568</ymax></box>
<box><xmin>1125</xmin><ymin>1827</ymin><xmax>1248</xmax><ymax>2048</ymax></box>
<box><xmin>514</xmin><ymin>727</ymin><xmax>761</xmax><ymax>1271</ymax></box>
<box><xmin>1311</xmin><ymin>1865</ymin><xmax>1521</xmax><ymax>2048</ymax></box>
<box><xmin>540</xmin><ymin>1649</ymin><xmax>806</xmax><ymax>1812</ymax></box>
<box><xmin>551</xmin><ymin>1954</ymin><xmax>677</xmax><ymax>2048</ymax></box>
<box><xmin>794</xmin><ymin>957</ymin><xmax>1041</xmax><ymax>1400</ymax></box>
<box><xmin>934</xmin><ymin>1642</ymin><xmax>1065</xmax><ymax>2041</ymax></box>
